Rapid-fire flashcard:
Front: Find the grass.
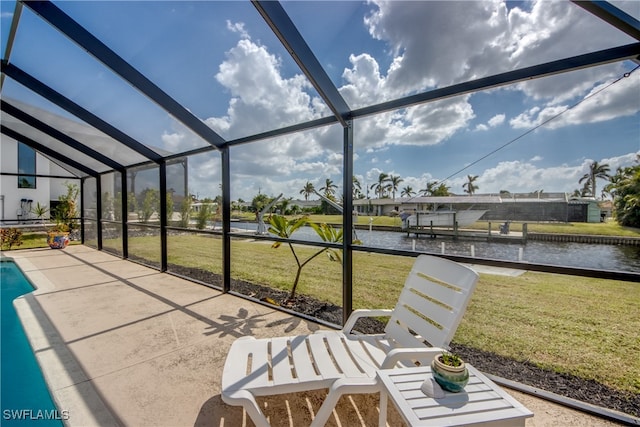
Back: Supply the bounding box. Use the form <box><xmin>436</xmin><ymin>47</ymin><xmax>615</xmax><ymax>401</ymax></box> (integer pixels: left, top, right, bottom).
<box><xmin>236</xmin><ymin>212</ymin><xmax>640</xmax><ymax>236</ymax></box>
<box><xmin>128</xmin><ymin>233</ymin><xmax>640</xmax><ymax>395</ymax></box>
<box><xmin>1</xmin><ymin>230</ymin><xmax>81</xmax><ymax>251</ymax></box>
<box><xmin>5</xmin><ymin>227</ymin><xmax>639</xmax><ymax>395</ymax></box>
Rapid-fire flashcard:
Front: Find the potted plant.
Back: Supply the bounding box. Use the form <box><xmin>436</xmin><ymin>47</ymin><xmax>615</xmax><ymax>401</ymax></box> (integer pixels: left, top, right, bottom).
<box><xmin>431</xmin><ymin>352</ymin><xmax>469</xmax><ymax>393</ymax></box>
<box><xmin>47</xmin><ymin>183</ymin><xmax>79</xmax><ymax>249</ymax></box>
<box><xmin>47</xmin><ymin>223</ymin><xmax>70</xmax><ymax>249</ymax></box>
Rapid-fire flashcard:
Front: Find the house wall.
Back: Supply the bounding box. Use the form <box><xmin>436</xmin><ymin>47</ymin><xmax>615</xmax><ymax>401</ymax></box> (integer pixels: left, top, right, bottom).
<box><xmin>1</xmin><ymin>136</ymin><xmax>78</xmax><ymax>224</ymax></box>
<box><xmin>480</xmin><ymin>201</ymin><xmax>570</xmax><ymax>222</ymax></box>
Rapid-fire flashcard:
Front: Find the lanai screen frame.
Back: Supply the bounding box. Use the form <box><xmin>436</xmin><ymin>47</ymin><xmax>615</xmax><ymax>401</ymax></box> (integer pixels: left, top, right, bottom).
<box><xmin>1</xmin><ymin>0</ymin><xmax>639</xmax><ymax>324</ymax></box>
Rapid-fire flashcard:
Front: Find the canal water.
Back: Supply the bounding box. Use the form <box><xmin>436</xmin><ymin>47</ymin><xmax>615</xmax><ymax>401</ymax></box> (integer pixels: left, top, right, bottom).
<box><xmin>228</xmin><ymin>222</ymin><xmax>640</xmax><ymax>273</ymax></box>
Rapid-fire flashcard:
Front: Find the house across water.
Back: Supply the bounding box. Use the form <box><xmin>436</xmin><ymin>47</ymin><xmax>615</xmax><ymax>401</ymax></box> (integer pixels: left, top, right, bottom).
<box><xmin>353</xmin><ymin>193</ymin><xmax>609</xmax><ymax>223</ymax></box>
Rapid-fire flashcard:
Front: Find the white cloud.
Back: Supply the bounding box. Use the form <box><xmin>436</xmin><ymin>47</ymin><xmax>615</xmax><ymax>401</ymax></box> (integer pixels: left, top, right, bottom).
<box><xmin>510</xmin><ymin>72</ymin><xmax>640</xmax><ymax>129</ymax></box>
<box><xmin>488</xmin><ymin>114</ymin><xmax>505</xmax><ymax>127</ymax></box>
<box><xmin>361</xmin><ymin>0</ymin><xmax>638</xmax><ymax>129</ymax></box>
<box><xmin>226</xmin><ymin>20</ymin><xmax>249</xmax><ymax>39</ymax></box>
<box><xmin>476</xmin><ymin>113</ymin><xmax>505</xmax><ymax>131</ymax></box>
<box><xmin>182</xmin><ymin>4</ymin><xmax>638</xmax><ymax>200</ymax></box>
<box><xmin>457</xmin><ymin>152</ymin><xmax>639</xmax><ymax>195</ymax></box>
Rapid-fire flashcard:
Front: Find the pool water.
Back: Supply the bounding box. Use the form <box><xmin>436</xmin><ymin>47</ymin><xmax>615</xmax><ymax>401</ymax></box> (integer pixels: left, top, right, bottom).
<box><xmin>1</xmin><ymin>260</ymin><xmax>63</xmax><ymax>426</ymax></box>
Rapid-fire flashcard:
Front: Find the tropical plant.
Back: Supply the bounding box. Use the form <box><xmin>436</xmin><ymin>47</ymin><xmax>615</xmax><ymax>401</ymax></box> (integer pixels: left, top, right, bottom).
<box><xmin>430</xmin><ymin>182</ymin><xmax>451</xmax><ymax>196</ymax></box>
<box><xmin>166</xmin><ymin>192</ymin><xmax>175</xmax><ymax>224</ymax></box>
<box><xmin>352</xmin><ymin>176</ymin><xmax>364</xmax><ymax>199</ymax></box>
<box><xmin>113</xmin><ymin>192</ymin><xmax>122</xmax><ymax>221</ymax></box>
<box><xmin>370</xmin><ymin>172</ymin><xmax>390</xmax><ymax>198</ymax></box>
<box><xmin>463</xmin><ymin>175</ymin><xmax>479</xmax><ymax>195</ymax></box>
<box><xmin>51</xmin><ymin>182</ymin><xmax>79</xmax><ymax>234</ymax></box>
<box><xmin>196</xmin><ymin>199</ymin><xmax>214</xmax><ymax>230</ymax></box>
<box><xmin>300</xmin><ymin>181</ymin><xmax>315</xmax><ymax>201</ymax></box>
<box><xmin>0</xmin><ymin>228</ymin><xmax>23</xmax><ymax>250</ymax></box>
<box><xmin>268</xmin><ymin>215</ymin><xmax>345</xmax><ymax>304</ymax></box>
<box><xmin>102</xmin><ymin>192</ymin><xmax>113</xmax><ymax>220</ymax></box>
<box><xmin>277</xmin><ymin>198</ymin><xmax>292</xmax><ymax>215</ymax></box>
<box><xmin>127</xmin><ymin>191</ymin><xmax>137</xmax><ymax>215</ymax></box>
<box><xmin>579</xmin><ymin>161</ymin><xmax>611</xmax><ymax>199</ymax></box>
<box><xmin>319</xmin><ymin>178</ymin><xmax>338</xmax><ymax>199</ymax></box>
<box><xmin>138</xmin><ymin>188</ymin><xmax>159</xmax><ymax>223</ymax></box>
<box><xmin>251</xmin><ymin>193</ymin><xmax>271</xmax><ymax>213</ymax></box>
<box><xmin>178</xmin><ymin>196</ymin><xmax>192</xmax><ymax>228</ymax></box>
<box><xmin>420</xmin><ymin>181</ymin><xmax>438</xmax><ymax>196</ymax></box>
<box><xmin>438</xmin><ymin>352</ymin><xmax>463</xmax><ymax>367</ymax></box>
<box><xmin>388</xmin><ymin>174</ymin><xmax>403</xmax><ymax>199</ymax></box>
<box><xmin>604</xmin><ymin>156</ymin><xmax>640</xmax><ymax>227</ymax></box>
<box><xmin>401</xmin><ymin>185</ymin><xmax>415</xmax><ymax>198</ymax></box>
<box><xmin>31</xmin><ymin>202</ymin><xmax>49</xmax><ymax>225</ymax></box>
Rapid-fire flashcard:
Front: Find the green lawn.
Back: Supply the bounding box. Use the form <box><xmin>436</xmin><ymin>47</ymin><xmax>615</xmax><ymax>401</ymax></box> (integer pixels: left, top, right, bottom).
<box><xmin>235</xmin><ymin>212</ymin><xmax>640</xmax><ymax>236</ymax></box>
<box><xmin>133</xmin><ymin>234</ymin><xmax>640</xmax><ymax>395</ymax></box>
<box><xmin>5</xmin><ymin>229</ymin><xmax>639</xmax><ymax>395</ymax></box>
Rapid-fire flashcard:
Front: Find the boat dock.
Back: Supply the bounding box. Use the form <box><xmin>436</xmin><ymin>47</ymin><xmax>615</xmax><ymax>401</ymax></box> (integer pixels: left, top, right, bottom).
<box><xmin>406</xmin><ymin>222</ymin><xmax>527</xmax><ymax>243</ymax></box>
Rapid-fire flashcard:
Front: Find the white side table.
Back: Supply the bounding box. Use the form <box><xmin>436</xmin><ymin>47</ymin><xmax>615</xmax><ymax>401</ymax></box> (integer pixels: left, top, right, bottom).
<box><xmin>377</xmin><ymin>365</ymin><xmax>533</xmax><ymax>426</ymax></box>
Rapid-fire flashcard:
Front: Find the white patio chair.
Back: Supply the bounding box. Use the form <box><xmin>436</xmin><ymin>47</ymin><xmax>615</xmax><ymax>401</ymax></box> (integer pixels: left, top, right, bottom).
<box><xmin>221</xmin><ymin>254</ymin><xmax>479</xmax><ymax>427</ymax></box>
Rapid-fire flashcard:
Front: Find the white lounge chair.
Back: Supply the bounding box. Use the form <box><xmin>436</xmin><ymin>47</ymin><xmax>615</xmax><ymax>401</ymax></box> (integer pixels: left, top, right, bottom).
<box><xmin>221</xmin><ymin>254</ymin><xmax>479</xmax><ymax>427</ymax></box>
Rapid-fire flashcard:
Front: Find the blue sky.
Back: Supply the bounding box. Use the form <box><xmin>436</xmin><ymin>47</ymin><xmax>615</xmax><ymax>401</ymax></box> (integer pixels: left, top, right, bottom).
<box><xmin>1</xmin><ymin>0</ymin><xmax>639</xmax><ymax>201</ymax></box>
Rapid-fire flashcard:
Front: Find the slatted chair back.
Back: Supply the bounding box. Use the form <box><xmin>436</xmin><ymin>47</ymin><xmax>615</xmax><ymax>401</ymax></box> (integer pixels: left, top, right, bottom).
<box><xmin>384</xmin><ymin>255</ymin><xmax>479</xmax><ymax>351</ymax></box>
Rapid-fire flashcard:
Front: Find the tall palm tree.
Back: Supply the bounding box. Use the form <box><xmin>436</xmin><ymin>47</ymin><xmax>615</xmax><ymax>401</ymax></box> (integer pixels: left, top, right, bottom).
<box><xmin>463</xmin><ymin>175</ymin><xmax>479</xmax><ymax>195</ymax></box>
<box><xmin>352</xmin><ymin>176</ymin><xmax>363</xmax><ymax>199</ymax></box>
<box><xmin>299</xmin><ymin>181</ymin><xmax>315</xmax><ymax>201</ymax></box>
<box><xmin>388</xmin><ymin>175</ymin><xmax>404</xmax><ymax>200</ymax></box>
<box><xmin>370</xmin><ymin>172</ymin><xmax>390</xmax><ymax>198</ymax></box>
<box><xmin>579</xmin><ymin>161</ymin><xmax>611</xmax><ymax>199</ymax></box>
<box><xmin>319</xmin><ymin>178</ymin><xmax>338</xmax><ymax>199</ymax></box>
<box><xmin>401</xmin><ymin>185</ymin><xmax>415</xmax><ymax>198</ymax></box>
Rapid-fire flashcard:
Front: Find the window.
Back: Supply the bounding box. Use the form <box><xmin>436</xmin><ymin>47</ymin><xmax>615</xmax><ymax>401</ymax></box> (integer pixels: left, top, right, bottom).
<box><xmin>18</xmin><ymin>142</ymin><xmax>36</xmax><ymax>189</ymax></box>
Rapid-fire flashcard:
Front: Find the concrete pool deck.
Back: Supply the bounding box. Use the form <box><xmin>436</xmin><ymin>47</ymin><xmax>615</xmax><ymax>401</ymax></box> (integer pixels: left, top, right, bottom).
<box><xmin>4</xmin><ymin>246</ymin><xmax>624</xmax><ymax>426</ymax></box>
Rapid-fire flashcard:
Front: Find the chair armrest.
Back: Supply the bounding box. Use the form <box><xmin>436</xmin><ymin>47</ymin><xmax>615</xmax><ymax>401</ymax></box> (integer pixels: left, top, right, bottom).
<box><xmin>342</xmin><ymin>309</ymin><xmax>393</xmax><ymax>333</ymax></box>
<box><xmin>380</xmin><ymin>347</ymin><xmax>444</xmax><ymax>369</ymax></box>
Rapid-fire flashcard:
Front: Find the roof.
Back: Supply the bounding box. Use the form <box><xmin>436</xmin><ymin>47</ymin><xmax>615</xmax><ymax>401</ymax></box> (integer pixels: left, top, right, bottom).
<box><xmin>406</xmin><ymin>196</ymin><xmax>503</xmax><ymax>204</ymax></box>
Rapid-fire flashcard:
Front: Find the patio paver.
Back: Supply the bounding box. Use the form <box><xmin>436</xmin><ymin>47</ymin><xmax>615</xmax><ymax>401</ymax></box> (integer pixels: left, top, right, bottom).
<box><xmin>5</xmin><ymin>246</ymin><xmax>623</xmax><ymax>426</ymax></box>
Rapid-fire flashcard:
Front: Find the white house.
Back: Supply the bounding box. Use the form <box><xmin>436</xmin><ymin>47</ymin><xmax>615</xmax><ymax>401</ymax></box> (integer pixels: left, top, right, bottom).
<box><xmin>0</xmin><ymin>135</ymin><xmax>76</xmax><ymax>225</ymax></box>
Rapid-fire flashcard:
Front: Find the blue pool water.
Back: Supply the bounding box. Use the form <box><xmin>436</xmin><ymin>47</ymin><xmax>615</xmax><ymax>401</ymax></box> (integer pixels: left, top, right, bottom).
<box><xmin>1</xmin><ymin>260</ymin><xmax>63</xmax><ymax>426</ymax></box>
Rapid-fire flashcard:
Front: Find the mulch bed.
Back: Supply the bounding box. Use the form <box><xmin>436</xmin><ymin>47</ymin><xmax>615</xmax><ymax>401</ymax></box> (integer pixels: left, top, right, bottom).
<box><xmin>168</xmin><ymin>264</ymin><xmax>639</xmax><ymax>419</ymax></box>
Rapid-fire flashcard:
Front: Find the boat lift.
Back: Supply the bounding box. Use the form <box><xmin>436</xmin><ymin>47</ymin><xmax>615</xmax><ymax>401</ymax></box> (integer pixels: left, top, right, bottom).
<box><xmin>256</xmin><ymin>193</ymin><xmax>282</xmax><ymax>235</ymax></box>
<box><xmin>313</xmin><ymin>190</ymin><xmax>359</xmax><ymax>241</ymax></box>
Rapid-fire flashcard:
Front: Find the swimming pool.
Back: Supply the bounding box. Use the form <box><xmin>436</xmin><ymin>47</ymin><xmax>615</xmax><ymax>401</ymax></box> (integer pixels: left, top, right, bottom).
<box><xmin>1</xmin><ymin>259</ymin><xmax>64</xmax><ymax>426</ymax></box>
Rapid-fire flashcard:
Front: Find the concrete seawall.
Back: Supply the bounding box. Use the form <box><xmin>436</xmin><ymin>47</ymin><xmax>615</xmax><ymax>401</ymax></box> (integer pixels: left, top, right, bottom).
<box><xmin>527</xmin><ymin>233</ymin><xmax>640</xmax><ymax>246</ymax></box>
<box><xmin>354</xmin><ymin>224</ymin><xmax>640</xmax><ymax>246</ymax></box>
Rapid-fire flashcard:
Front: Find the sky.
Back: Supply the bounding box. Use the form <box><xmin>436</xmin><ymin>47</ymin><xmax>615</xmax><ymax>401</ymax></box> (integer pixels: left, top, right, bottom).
<box><xmin>1</xmin><ymin>0</ymin><xmax>639</xmax><ymax>202</ymax></box>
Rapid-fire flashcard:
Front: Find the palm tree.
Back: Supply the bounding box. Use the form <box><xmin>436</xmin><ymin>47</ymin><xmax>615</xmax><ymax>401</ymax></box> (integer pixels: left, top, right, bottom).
<box><xmin>319</xmin><ymin>178</ymin><xmax>338</xmax><ymax>199</ymax></box>
<box><xmin>463</xmin><ymin>175</ymin><xmax>479</xmax><ymax>195</ymax></box>
<box><xmin>432</xmin><ymin>183</ymin><xmax>451</xmax><ymax>196</ymax></box>
<box><xmin>299</xmin><ymin>181</ymin><xmax>315</xmax><ymax>201</ymax></box>
<box><xmin>352</xmin><ymin>176</ymin><xmax>363</xmax><ymax>199</ymax></box>
<box><xmin>420</xmin><ymin>181</ymin><xmax>439</xmax><ymax>196</ymax></box>
<box><xmin>401</xmin><ymin>185</ymin><xmax>415</xmax><ymax>198</ymax></box>
<box><xmin>579</xmin><ymin>161</ymin><xmax>611</xmax><ymax>199</ymax></box>
<box><xmin>370</xmin><ymin>172</ymin><xmax>390</xmax><ymax>198</ymax></box>
<box><xmin>388</xmin><ymin>175</ymin><xmax>404</xmax><ymax>200</ymax></box>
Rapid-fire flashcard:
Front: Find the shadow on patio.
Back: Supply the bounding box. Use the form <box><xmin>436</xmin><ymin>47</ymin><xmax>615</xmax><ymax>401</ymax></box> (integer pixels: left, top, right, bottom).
<box><xmin>6</xmin><ymin>246</ymin><xmax>622</xmax><ymax>426</ymax></box>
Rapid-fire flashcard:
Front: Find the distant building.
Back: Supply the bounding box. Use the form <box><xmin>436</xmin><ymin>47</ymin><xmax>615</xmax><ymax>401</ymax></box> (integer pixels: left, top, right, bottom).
<box><xmin>353</xmin><ymin>193</ymin><xmax>609</xmax><ymax>223</ymax></box>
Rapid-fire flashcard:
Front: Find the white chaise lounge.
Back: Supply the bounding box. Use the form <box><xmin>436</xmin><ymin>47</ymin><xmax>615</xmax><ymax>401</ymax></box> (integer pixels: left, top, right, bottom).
<box><xmin>221</xmin><ymin>254</ymin><xmax>479</xmax><ymax>427</ymax></box>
